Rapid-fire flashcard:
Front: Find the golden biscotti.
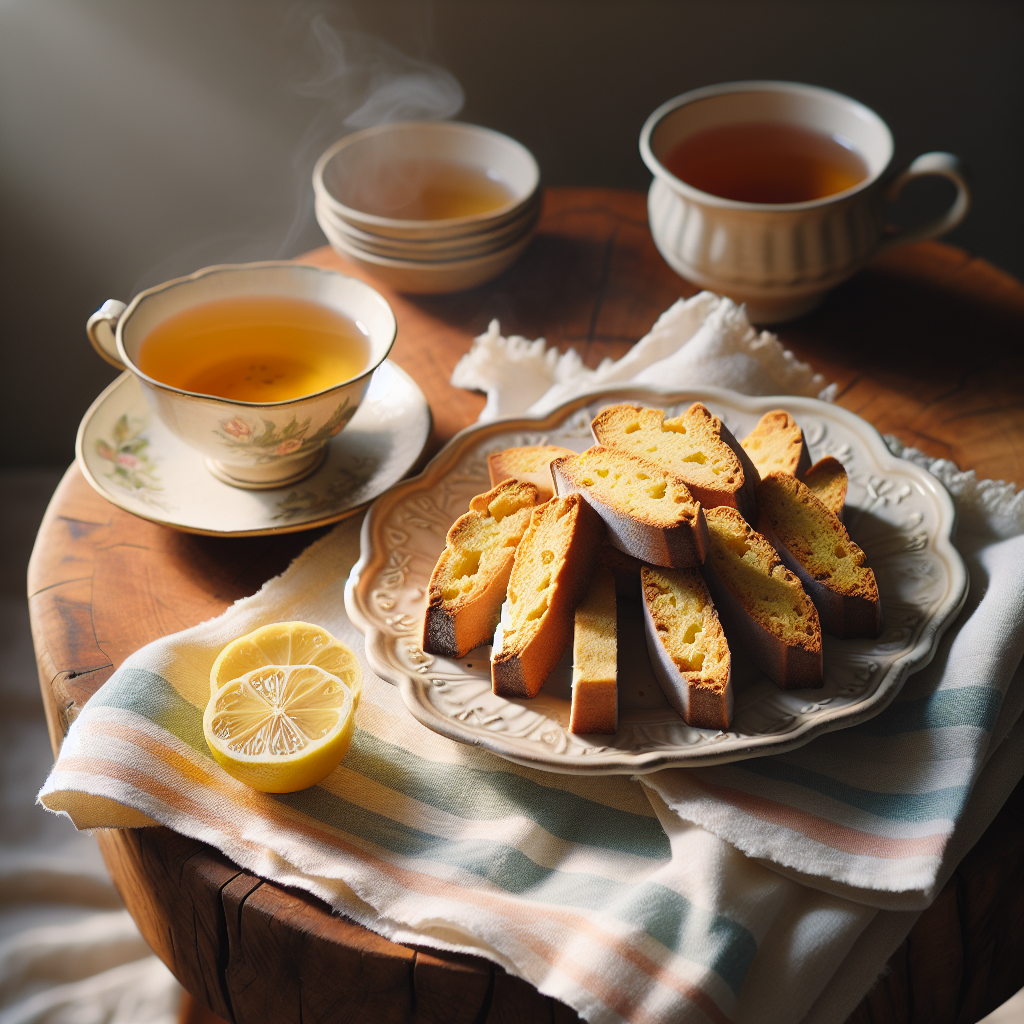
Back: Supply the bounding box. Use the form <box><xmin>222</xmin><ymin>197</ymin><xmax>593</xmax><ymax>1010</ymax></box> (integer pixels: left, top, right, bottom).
<box><xmin>491</xmin><ymin>494</ymin><xmax>605</xmax><ymax>698</ymax></box>
<box><xmin>551</xmin><ymin>446</ymin><xmax>709</xmax><ymax>568</ymax></box>
<box><xmin>641</xmin><ymin>565</ymin><xmax>732</xmax><ymax>730</ymax></box>
<box><xmin>591</xmin><ymin>402</ymin><xmax>760</xmax><ymax>521</ymax></box>
<box><xmin>423</xmin><ymin>479</ymin><xmax>540</xmax><ymax>659</ymax></box>
<box><xmin>701</xmin><ymin>506</ymin><xmax>823</xmax><ymax>689</ymax></box>
<box><xmin>487</xmin><ymin>445</ymin><xmax>576</xmax><ymax>502</ymax></box>
<box><xmin>757</xmin><ymin>472</ymin><xmax>880</xmax><ymax>639</ymax></box>
<box><xmin>569</xmin><ymin>567</ymin><xmax>618</xmax><ymax>734</ymax></box>
<box><xmin>803</xmin><ymin>457</ymin><xmax>848</xmax><ymax>519</ymax></box>
<box><xmin>741</xmin><ymin>410</ymin><xmax>811</xmax><ymax>479</ymax></box>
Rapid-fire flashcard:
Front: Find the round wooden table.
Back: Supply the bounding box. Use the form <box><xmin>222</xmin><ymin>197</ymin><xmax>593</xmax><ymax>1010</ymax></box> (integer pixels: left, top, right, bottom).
<box><xmin>29</xmin><ymin>188</ymin><xmax>1023</xmax><ymax>1024</ymax></box>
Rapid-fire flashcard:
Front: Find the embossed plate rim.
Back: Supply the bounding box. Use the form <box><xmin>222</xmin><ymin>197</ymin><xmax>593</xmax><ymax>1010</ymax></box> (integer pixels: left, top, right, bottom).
<box><xmin>346</xmin><ymin>384</ymin><xmax>968</xmax><ymax>772</ymax></box>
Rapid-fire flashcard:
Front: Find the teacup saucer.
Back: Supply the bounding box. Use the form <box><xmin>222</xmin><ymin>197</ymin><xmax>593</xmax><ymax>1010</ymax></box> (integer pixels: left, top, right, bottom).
<box><xmin>76</xmin><ymin>360</ymin><xmax>431</xmax><ymax>536</ymax></box>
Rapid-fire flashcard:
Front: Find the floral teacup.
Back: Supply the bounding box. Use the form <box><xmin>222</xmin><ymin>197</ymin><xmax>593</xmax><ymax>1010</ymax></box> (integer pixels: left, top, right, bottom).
<box><xmin>86</xmin><ymin>263</ymin><xmax>397</xmax><ymax>489</ymax></box>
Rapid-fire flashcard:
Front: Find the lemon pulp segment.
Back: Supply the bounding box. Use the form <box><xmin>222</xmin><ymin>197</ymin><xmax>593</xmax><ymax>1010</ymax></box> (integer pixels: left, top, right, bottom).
<box><xmin>210</xmin><ymin>621</ymin><xmax>361</xmax><ymax>703</ymax></box>
<box><xmin>203</xmin><ymin>663</ymin><xmax>355</xmax><ymax>793</ymax></box>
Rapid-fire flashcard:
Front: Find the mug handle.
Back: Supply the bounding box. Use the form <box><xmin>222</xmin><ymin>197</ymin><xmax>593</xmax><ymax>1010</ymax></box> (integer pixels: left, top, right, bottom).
<box><xmin>86</xmin><ymin>299</ymin><xmax>129</xmax><ymax>370</ymax></box>
<box><xmin>877</xmin><ymin>152</ymin><xmax>970</xmax><ymax>255</ymax></box>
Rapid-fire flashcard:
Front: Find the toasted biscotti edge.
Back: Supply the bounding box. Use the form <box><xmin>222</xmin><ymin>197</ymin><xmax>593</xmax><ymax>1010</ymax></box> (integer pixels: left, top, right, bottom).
<box><xmin>718</xmin><ymin>415</ymin><xmax>763</xmax><ymax>523</ymax></box>
<box><xmin>757</xmin><ymin>473</ymin><xmax>881</xmax><ymax>640</ymax></box>
<box><xmin>803</xmin><ymin>457</ymin><xmax>848</xmax><ymax>520</ymax></box>
<box><xmin>423</xmin><ymin>479</ymin><xmax>540</xmax><ymax>658</ymax></box>
<box><xmin>741</xmin><ymin>410</ymin><xmax>812</xmax><ymax>479</ymax></box>
<box><xmin>701</xmin><ymin>506</ymin><xmax>823</xmax><ymax>690</ymax></box>
<box><xmin>488</xmin><ymin>445</ymin><xmax>576</xmax><ymax>502</ymax></box>
<box><xmin>551</xmin><ymin>447</ymin><xmax>710</xmax><ymax>568</ymax></box>
<box><xmin>491</xmin><ymin>494</ymin><xmax>606</xmax><ymax>698</ymax></box>
<box><xmin>641</xmin><ymin>566</ymin><xmax>732</xmax><ymax>730</ymax></box>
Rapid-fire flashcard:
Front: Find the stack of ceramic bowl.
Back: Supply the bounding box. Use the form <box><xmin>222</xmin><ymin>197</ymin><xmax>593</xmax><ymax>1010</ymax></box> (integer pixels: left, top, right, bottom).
<box><xmin>313</xmin><ymin>121</ymin><xmax>540</xmax><ymax>294</ymax></box>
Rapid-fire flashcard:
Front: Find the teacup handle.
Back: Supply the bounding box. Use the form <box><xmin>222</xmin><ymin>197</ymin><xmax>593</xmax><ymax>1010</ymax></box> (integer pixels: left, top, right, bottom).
<box><xmin>877</xmin><ymin>151</ymin><xmax>970</xmax><ymax>255</ymax></box>
<box><xmin>86</xmin><ymin>299</ymin><xmax>128</xmax><ymax>370</ymax></box>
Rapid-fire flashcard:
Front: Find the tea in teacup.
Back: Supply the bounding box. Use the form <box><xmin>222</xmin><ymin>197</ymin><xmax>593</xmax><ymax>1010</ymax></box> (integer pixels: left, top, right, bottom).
<box><xmin>662</xmin><ymin>121</ymin><xmax>869</xmax><ymax>204</ymax></box>
<box><xmin>640</xmin><ymin>81</ymin><xmax>970</xmax><ymax>321</ymax></box>
<box><xmin>86</xmin><ymin>263</ymin><xmax>397</xmax><ymax>489</ymax></box>
<box><xmin>136</xmin><ymin>295</ymin><xmax>370</xmax><ymax>403</ymax></box>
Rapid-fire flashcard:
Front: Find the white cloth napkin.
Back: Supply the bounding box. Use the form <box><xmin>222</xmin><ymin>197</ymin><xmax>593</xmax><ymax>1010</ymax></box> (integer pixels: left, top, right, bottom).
<box><xmin>450</xmin><ymin>292</ymin><xmax>837</xmax><ymax>422</ymax></box>
<box><xmin>38</xmin><ymin>294</ymin><xmax>1022</xmax><ymax>1024</ymax></box>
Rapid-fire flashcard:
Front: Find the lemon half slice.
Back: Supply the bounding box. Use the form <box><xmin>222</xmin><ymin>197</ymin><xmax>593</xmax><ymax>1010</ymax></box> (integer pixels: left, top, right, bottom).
<box><xmin>203</xmin><ymin>663</ymin><xmax>355</xmax><ymax>792</ymax></box>
<box><xmin>210</xmin><ymin>621</ymin><xmax>361</xmax><ymax>704</ymax></box>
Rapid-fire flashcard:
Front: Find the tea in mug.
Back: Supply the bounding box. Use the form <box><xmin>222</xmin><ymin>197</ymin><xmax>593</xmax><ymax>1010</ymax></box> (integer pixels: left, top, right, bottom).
<box><xmin>343</xmin><ymin>158</ymin><xmax>514</xmax><ymax>220</ymax></box>
<box><xmin>663</xmin><ymin>121</ymin><xmax>869</xmax><ymax>204</ymax></box>
<box><xmin>137</xmin><ymin>295</ymin><xmax>370</xmax><ymax>403</ymax></box>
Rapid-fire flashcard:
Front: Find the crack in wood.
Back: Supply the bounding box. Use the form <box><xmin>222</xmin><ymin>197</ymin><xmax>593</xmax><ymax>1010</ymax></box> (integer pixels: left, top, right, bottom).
<box><xmin>409</xmin><ymin>950</ymin><xmax>418</xmax><ymax>1022</ymax></box>
<box><xmin>58</xmin><ymin>664</ymin><xmax>112</xmax><ymax>683</ymax></box>
<box><xmin>833</xmin><ymin>375</ymin><xmax>864</xmax><ymax>402</ymax></box>
<box><xmin>470</xmin><ymin>964</ymin><xmax>496</xmax><ymax>1024</ymax></box>
<box><xmin>28</xmin><ymin>575</ymin><xmax>95</xmax><ymax>598</ymax></box>
<box><xmin>941</xmin><ymin>404</ymin><xmax>1024</xmax><ymax>423</ymax></box>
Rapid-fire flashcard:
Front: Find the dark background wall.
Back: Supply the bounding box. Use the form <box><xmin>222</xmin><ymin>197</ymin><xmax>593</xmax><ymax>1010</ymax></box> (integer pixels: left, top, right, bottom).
<box><xmin>1</xmin><ymin>0</ymin><xmax>1020</xmax><ymax>467</ymax></box>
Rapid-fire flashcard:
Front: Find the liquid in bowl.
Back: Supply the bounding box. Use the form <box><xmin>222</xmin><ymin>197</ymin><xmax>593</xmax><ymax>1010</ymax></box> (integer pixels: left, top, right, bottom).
<box><xmin>338</xmin><ymin>158</ymin><xmax>515</xmax><ymax>221</ymax></box>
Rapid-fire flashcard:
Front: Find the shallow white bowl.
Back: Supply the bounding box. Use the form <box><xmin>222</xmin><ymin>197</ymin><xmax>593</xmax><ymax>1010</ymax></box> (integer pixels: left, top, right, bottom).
<box><xmin>315</xmin><ymin>196</ymin><xmax>540</xmax><ymax>263</ymax></box>
<box><xmin>315</xmin><ymin>194</ymin><xmax>544</xmax><ymax>260</ymax></box>
<box><xmin>322</xmin><ymin>222</ymin><xmax>535</xmax><ymax>294</ymax></box>
<box><xmin>313</xmin><ymin>121</ymin><xmax>540</xmax><ymax>242</ymax></box>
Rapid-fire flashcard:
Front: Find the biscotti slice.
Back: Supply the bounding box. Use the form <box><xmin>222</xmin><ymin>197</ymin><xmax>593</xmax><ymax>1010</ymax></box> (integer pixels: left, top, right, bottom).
<box><xmin>701</xmin><ymin>506</ymin><xmax>822</xmax><ymax>689</ymax></box>
<box><xmin>592</xmin><ymin>403</ymin><xmax>760</xmax><ymax>521</ymax></box>
<box><xmin>492</xmin><ymin>494</ymin><xmax>605</xmax><ymax>698</ymax></box>
<box><xmin>600</xmin><ymin>542</ymin><xmax>643</xmax><ymax>602</ymax></box>
<box><xmin>551</xmin><ymin>446</ymin><xmax>709</xmax><ymax>568</ymax></box>
<box><xmin>641</xmin><ymin>566</ymin><xmax>732</xmax><ymax>730</ymax></box>
<box><xmin>423</xmin><ymin>479</ymin><xmax>540</xmax><ymax>658</ymax></box>
<box><xmin>488</xmin><ymin>445</ymin><xmax>576</xmax><ymax>502</ymax></box>
<box><xmin>803</xmin><ymin>457</ymin><xmax>848</xmax><ymax>519</ymax></box>
<box><xmin>757</xmin><ymin>472</ymin><xmax>880</xmax><ymax>639</ymax></box>
<box><xmin>569</xmin><ymin>567</ymin><xmax>618</xmax><ymax>734</ymax></box>
<box><xmin>741</xmin><ymin>411</ymin><xmax>811</xmax><ymax>479</ymax></box>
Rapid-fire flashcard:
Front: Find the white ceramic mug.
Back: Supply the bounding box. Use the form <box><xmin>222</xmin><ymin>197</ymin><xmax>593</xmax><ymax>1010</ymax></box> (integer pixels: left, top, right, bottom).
<box><xmin>86</xmin><ymin>262</ymin><xmax>397</xmax><ymax>489</ymax></box>
<box><xmin>640</xmin><ymin>81</ymin><xmax>970</xmax><ymax>323</ymax></box>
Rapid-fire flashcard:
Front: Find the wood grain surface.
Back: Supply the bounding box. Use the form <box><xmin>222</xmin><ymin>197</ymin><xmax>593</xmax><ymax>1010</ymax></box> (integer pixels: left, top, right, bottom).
<box><xmin>28</xmin><ymin>188</ymin><xmax>1023</xmax><ymax>1024</ymax></box>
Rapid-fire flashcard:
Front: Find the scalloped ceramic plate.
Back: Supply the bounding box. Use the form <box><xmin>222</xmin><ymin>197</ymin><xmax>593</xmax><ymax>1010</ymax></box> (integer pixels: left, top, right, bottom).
<box><xmin>77</xmin><ymin>360</ymin><xmax>430</xmax><ymax>537</ymax></box>
<box><xmin>345</xmin><ymin>386</ymin><xmax>968</xmax><ymax>772</ymax></box>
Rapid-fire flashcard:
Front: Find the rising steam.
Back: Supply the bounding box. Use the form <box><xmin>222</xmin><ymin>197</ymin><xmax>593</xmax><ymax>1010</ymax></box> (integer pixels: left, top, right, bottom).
<box><xmin>277</xmin><ymin>13</ymin><xmax>465</xmax><ymax>255</ymax></box>
<box><xmin>296</xmin><ymin>17</ymin><xmax>464</xmax><ymax>129</ymax></box>
<box><xmin>130</xmin><ymin>10</ymin><xmax>466</xmax><ymax>289</ymax></box>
